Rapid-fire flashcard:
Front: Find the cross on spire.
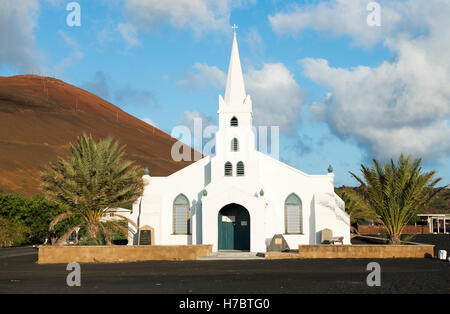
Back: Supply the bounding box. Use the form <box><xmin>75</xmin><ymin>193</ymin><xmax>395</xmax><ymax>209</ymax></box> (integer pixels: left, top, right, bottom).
<box><xmin>232</xmin><ymin>24</ymin><xmax>238</xmax><ymax>34</ymax></box>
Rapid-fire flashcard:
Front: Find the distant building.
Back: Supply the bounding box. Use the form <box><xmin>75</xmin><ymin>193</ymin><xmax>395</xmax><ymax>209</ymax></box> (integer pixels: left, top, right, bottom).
<box><xmin>417</xmin><ymin>214</ymin><xmax>450</xmax><ymax>234</ymax></box>
<box><xmin>100</xmin><ymin>208</ymin><xmax>132</xmax><ymax>223</ymax></box>
<box><xmin>128</xmin><ymin>31</ymin><xmax>350</xmax><ymax>252</ymax></box>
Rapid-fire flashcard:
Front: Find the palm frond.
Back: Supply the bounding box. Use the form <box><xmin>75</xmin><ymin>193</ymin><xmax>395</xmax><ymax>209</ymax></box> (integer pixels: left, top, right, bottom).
<box><xmin>55</xmin><ymin>224</ymin><xmax>82</xmax><ymax>247</ymax></box>
<box><xmin>49</xmin><ymin>212</ymin><xmax>73</xmax><ymax>231</ymax></box>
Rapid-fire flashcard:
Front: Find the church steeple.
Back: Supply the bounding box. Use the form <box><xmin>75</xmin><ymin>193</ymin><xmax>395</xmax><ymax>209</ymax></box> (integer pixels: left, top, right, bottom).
<box><xmin>214</xmin><ymin>24</ymin><xmax>255</xmax><ymax>167</ymax></box>
<box><xmin>224</xmin><ymin>27</ymin><xmax>246</xmax><ymax>106</ymax></box>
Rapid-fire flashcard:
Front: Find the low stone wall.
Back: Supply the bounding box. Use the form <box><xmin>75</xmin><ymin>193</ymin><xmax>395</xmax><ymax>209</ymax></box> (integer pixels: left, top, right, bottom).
<box><xmin>265</xmin><ymin>244</ymin><xmax>434</xmax><ymax>259</ymax></box>
<box><xmin>38</xmin><ymin>245</ymin><xmax>213</xmax><ymax>264</ymax></box>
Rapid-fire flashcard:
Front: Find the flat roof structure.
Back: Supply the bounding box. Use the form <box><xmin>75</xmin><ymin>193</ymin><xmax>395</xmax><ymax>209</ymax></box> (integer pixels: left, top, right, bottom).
<box><xmin>417</xmin><ymin>214</ymin><xmax>450</xmax><ymax>234</ymax></box>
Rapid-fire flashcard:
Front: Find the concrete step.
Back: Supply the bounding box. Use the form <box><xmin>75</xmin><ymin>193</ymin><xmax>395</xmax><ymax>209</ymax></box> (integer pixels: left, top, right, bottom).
<box><xmin>197</xmin><ymin>251</ymin><xmax>265</xmax><ymax>261</ymax></box>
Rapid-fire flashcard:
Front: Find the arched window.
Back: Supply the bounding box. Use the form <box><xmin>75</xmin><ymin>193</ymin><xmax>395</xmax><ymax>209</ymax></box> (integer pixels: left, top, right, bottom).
<box><xmin>230</xmin><ymin>116</ymin><xmax>238</xmax><ymax>127</ymax></box>
<box><xmin>224</xmin><ymin>162</ymin><xmax>233</xmax><ymax>176</ymax></box>
<box><xmin>237</xmin><ymin>161</ymin><xmax>245</xmax><ymax>176</ymax></box>
<box><xmin>231</xmin><ymin>138</ymin><xmax>239</xmax><ymax>152</ymax></box>
<box><xmin>285</xmin><ymin>193</ymin><xmax>302</xmax><ymax>234</ymax></box>
<box><xmin>173</xmin><ymin>194</ymin><xmax>190</xmax><ymax>234</ymax></box>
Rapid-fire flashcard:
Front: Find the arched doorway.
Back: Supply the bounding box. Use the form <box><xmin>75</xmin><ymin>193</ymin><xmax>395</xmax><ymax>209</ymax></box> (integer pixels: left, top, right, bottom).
<box><xmin>218</xmin><ymin>204</ymin><xmax>250</xmax><ymax>251</ymax></box>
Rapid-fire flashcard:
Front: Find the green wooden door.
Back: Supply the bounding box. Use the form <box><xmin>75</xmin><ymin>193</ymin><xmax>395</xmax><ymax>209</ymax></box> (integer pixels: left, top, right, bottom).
<box><xmin>218</xmin><ymin>204</ymin><xmax>250</xmax><ymax>251</ymax></box>
<box><xmin>218</xmin><ymin>210</ymin><xmax>234</xmax><ymax>250</ymax></box>
<box><xmin>234</xmin><ymin>208</ymin><xmax>250</xmax><ymax>250</ymax></box>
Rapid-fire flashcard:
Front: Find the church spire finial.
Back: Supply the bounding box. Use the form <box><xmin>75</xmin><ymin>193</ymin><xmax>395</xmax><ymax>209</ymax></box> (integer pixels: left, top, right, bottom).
<box><xmin>232</xmin><ymin>24</ymin><xmax>238</xmax><ymax>34</ymax></box>
<box><xmin>224</xmin><ymin>24</ymin><xmax>246</xmax><ymax>106</ymax></box>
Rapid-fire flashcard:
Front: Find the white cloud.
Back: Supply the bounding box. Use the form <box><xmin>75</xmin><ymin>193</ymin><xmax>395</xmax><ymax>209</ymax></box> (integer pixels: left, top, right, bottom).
<box><xmin>0</xmin><ymin>0</ymin><xmax>72</xmax><ymax>72</ymax></box>
<box><xmin>0</xmin><ymin>0</ymin><xmax>39</xmax><ymax>71</ymax></box>
<box><xmin>52</xmin><ymin>31</ymin><xmax>84</xmax><ymax>76</ymax></box>
<box><xmin>269</xmin><ymin>0</ymin><xmax>407</xmax><ymax>47</ymax></box>
<box><xmin>178</xmin><ymin>63</ymin><xmax>227</xmax><ymax>90</ymax></box>
<box><xmin>246</xmin><ymin>63</ymin><xmax>304</xmax><ymax>133</ymax></box>
<box><xmin>44</xmin><ymin>0</ymin><xmax>65</xmax><ymax>5</ymax></box>
<box><xmin>117</xmin><ymin>23</ymin><xmax>140</xmax><ymax>48</ymax></box>
<box><xmin>181</xmin><ymin>110</ymin><xmax>216</xmax><ymax>131</ymax></box>
<box><xmin>122</xmin><ymin>0</ymin><xmax>253</xmax><ymax>37</ymax></box>
<box><xmin>179</xmin><ymin>110</ymin><xmax>217</xmax><ymax>155</ymax></box>
<box><xmin>245</xmin><ymin>28</ymin><xmax>264</xmax><ymax>56</ymax></box>
<box><xmin>290</xmin><ymin>0</ymin><xmax>450</xmax><ymax>161</ymax></box>
<box><xmin>179</xmin><ymin>62</ymin><xmax>304</xmax><ymax>133</ymax></box>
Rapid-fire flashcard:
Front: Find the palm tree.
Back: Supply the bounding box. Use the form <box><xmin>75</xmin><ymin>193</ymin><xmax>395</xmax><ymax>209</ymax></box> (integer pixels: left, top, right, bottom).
<box><xmin>349</xmin><ymin>153</ymin><xmax>445</xmax><ymax>244</ymax></box>
<box><xmin>40</xmin><ymin>133</ymin><xmax>144</xmax><ymax>246</ymax></box>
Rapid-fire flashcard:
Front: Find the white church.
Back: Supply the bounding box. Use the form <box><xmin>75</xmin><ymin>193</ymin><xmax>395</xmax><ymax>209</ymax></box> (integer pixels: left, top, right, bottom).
<box><xmin>128</xmin><ymin>31</ymin><xmax>350</xmax><ymax>252</ymax></box>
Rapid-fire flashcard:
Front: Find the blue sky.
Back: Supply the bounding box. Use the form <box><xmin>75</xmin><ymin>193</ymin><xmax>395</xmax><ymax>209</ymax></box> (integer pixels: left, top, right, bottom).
<box><xmin>1</xmin><ymin>0</ymin><xmax>449</xmax><ymax>187</ymax></box>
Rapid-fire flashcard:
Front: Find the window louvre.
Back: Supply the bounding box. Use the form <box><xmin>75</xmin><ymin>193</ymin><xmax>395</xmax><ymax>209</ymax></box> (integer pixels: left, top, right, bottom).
<box><xmin>237</xmin><ymin>161</ymin><xmax>245</xmax><ymax>176</ymax></box>
<box><xmin>173</xmin><ymin>194</ymin><xmax>190</xmax><ymax>234</ymax></box>
<box><xmin>230</xmin><ymin>117</ymin><xmax>238</xmax><ymax>127</ymax></box>
<box><xmin>225</xmin><ymin>162</ymin><xmax>233</xmax><ymax>176</ymax></box>
<box><xmin>231</xmin><ymin>138</ymin><xmax>239</xmax><ymax>152</ymax></box>
<box><xmin>285</xmin><ymin>194</ymin><xmax>302</xmax><ymax>234</ymax></box>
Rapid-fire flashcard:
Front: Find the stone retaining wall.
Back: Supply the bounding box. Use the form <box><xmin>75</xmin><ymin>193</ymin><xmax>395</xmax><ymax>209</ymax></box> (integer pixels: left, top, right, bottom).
<box><xmin>265</xmin><ymin>244</ymin><xmax>434</xmax><ymax>259</ymax></box>
<box><xmin>38</xmin><ymin>245</ymin><xmax>213</xmax><ymax>264</ymax></box>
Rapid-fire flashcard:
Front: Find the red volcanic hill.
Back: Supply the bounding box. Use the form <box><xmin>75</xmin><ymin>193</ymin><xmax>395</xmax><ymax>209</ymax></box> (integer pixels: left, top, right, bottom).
<box><xmin>0</xmin><ymin>75</ymin><xmax>195</xmax><ymax>196</ymax></box>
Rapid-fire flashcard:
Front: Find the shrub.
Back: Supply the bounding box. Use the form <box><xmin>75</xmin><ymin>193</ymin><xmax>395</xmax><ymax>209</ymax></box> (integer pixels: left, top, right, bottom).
<box><xmin>0</xmin><ymin>217</ymin><xmax>29</xmax><ymax>247</ymax></box>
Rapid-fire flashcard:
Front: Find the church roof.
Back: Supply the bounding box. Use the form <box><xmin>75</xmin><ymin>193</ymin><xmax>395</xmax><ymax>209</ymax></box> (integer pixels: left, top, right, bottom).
<box><xmin>224</xmin><ymin>30</ymin><xmax>246</xmax><ymax>106</ymax></box>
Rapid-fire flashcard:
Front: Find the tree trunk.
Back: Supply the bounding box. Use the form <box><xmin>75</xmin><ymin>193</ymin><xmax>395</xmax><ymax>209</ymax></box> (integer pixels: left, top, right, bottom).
<box><xmin>389</xmin><ymin>233</ymin><xmax>401</xmax><ymax>245</ymax></box>
<box><xmin>86</xmin><ymin>223</ymin><xmax>99</xmax><ymax>239</ymax></box>
<box><xmin>49</xmin><ymin>232</ymin><xmax>57</xmax><ymax>245</ymax></box>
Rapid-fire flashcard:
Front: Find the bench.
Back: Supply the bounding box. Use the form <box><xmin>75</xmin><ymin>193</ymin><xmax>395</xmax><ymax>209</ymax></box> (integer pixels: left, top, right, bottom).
<box><xmin>330</xmin><ymin>236</ymin><xmax>344</xmax><ymax>245</ymax></box>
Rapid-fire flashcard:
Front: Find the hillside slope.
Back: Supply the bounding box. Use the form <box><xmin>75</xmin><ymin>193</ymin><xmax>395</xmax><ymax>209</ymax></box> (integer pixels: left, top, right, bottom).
<box><xmin>0</xmin><ymin>75</ymin><xmax>195</xmax><ymax>196</ymax></box>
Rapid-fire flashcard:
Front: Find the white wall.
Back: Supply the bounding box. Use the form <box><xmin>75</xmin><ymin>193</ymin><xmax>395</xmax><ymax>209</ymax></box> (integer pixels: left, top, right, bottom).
<box><xmin>129</xmin><ymin>142</ymin><xmax>351</xmax><ymax>252</ymax></box>
<box><xmin>130</xmin><ymin>157</ymin><xmax>210</xmax><ymax>246</ymax></box>
<box><xmin>313</xmin><ymin>192</ymin><xmax>351</xmax><ymax>244</ymax></box>
<box><xmin>256</xmin><ymin>151</ymin><xmax>340</xmax><ymax>249</ymax></box>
